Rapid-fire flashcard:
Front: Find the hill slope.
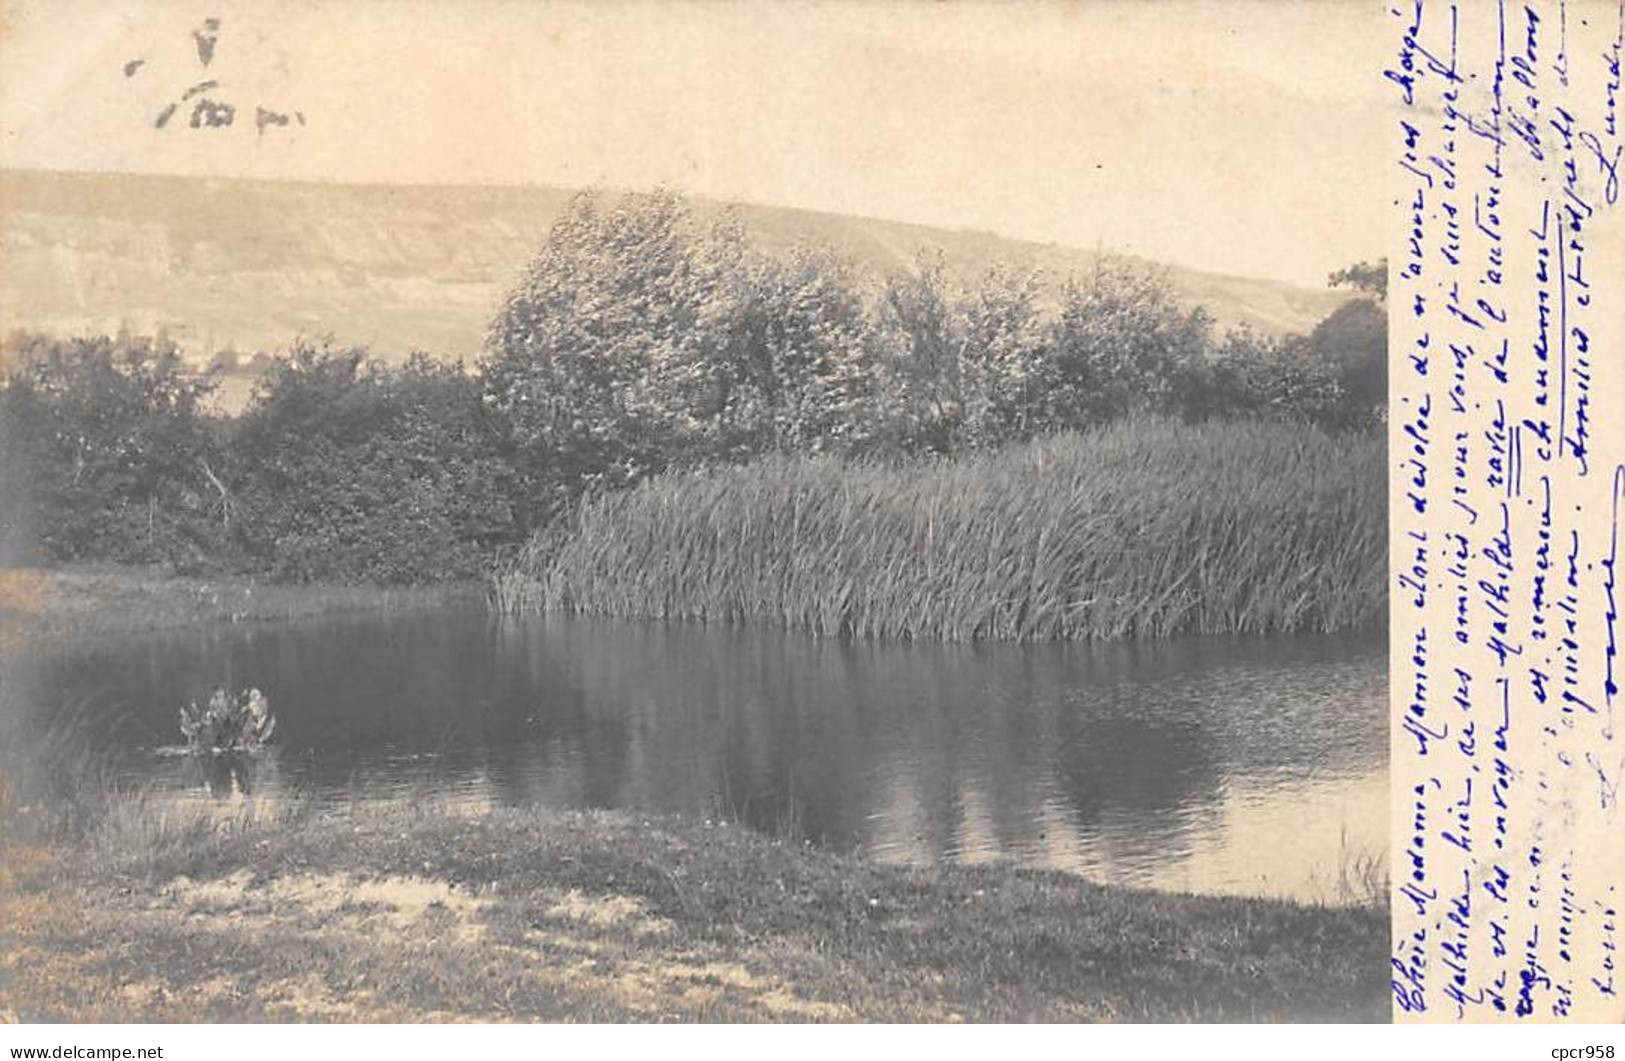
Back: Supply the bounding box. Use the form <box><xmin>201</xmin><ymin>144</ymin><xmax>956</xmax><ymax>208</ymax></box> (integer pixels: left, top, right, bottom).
<box><xmin>1</xmin><ymin>168</ymin><xmax>1351</xmax><ymax>366</ymax></box>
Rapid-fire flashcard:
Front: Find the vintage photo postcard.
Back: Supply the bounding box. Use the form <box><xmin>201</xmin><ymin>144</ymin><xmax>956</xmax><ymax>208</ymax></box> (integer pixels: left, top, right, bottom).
<box><xmin>0</xmin><ymin>0</ymin><xmax>1619</xmax><ymax>1035</ymax></box>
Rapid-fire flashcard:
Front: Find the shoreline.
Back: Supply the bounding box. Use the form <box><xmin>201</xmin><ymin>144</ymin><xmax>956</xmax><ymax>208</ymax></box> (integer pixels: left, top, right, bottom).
<box><xmin>0</xmin><ymin>802</ymin><xmax>1388</xmax><ymax>1023</ymax></box>
<box><xmin>0</xmin><ymin>564</ymin><xmax>484</xmax><ymax>646</ymax></box>
<box><xmin>2</xmin><ymin>560</ymin><xmax>1393</xmax><ymax>650</ymax></box>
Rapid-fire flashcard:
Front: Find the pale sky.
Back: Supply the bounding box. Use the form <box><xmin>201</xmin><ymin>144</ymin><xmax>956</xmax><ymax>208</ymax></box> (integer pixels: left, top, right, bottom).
<box><xmin>0</xmin><ymin>0</ymin><xmax>1391</xmax><ymax>287</ymax></box>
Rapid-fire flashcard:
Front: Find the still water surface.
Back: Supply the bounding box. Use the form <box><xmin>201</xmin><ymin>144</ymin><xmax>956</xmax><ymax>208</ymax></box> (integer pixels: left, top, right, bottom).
<box><xmin>7</xmin><ymin>606</ymin><xmax>1386</xmax><ymax>904</ymax></box>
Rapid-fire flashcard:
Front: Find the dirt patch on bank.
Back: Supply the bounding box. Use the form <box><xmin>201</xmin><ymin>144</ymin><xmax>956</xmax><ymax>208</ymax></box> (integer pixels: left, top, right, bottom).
<box><xmin>5</xmin><ymin>864</ymin><xmax>854</xmax><ymax>1022</ymax></box>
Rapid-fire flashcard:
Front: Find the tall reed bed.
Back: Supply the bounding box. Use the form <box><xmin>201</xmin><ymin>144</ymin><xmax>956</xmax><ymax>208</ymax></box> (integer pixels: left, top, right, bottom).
<box><xmin>494</xmin><ymin>419</ymin><xmax>1385</xmax><ymax>641</ymax></box>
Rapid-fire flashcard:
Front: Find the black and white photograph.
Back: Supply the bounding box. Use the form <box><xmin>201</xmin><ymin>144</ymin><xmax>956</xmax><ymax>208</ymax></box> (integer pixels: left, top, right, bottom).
<box><xmin>1</xmin><ymin>0</ymin><xmax>1401</xmax><ymax>1026</ymax></box>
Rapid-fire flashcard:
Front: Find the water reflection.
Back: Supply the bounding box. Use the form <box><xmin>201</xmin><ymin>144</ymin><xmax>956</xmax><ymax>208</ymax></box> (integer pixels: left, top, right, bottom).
<box><xmin>3</xmin><ymin>607</ymin><xmax>1386</xmax><ymax>903</ymax></box>
<box><xmin>191</xmin><ymin>754</ymin><xmax>245</xmax><ymax>798</ymax></box>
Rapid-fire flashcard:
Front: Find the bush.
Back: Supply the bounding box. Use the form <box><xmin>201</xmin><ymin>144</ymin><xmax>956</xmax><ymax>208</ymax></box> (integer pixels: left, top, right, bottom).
<box><xmin>1041</xmin><ymin>261</ymin><xmax>1214</xmax><ymax>429</ymax></box>
<box><xmin>229</xmin><ymin>341</ymin><xmax>519</xmax><ymax>583</ymax></box>
<box><xmin>1193</xmin><ymin>329</ymin><xmax>1352</xmax><ymax>428</ymax></box>
<box><xmin>0</xmin><ymin>333</ymin><xmax>229</xmax><ymax>567</ymax></box>
<box><xmin>1308</xmin><ymin>297</ymin><xmax>1385</xmax><ymax>422</ymax></box>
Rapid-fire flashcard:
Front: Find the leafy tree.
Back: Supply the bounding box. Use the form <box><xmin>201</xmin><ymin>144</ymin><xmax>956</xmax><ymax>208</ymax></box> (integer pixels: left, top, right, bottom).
<box><xmin>0</xmin><ymin>333</ymin><xmax>226</xmax><ymax>565</ymax></box>
<box><xmin>711</xmin><ymin>242</ymin><xmax>879</xmax><ymax>458</ymax></box>
<box><xmin>954</xmin><ymin>263</ymin><xmax>1049</xmax><ymax>447</ymax></box>
<box><xmin>231</xmin><ymin>340</ymin><xmax>517</xmax><ymax>583</ymax></box>
<box><xmin>1328</xmin><ymin>259</ymin><xmax>1387</xmax><ymax>301</ymax></box>
<box><xmin>1314</xmin><ymin>257</ymin><xmax>1387</xmax><ymax>421</ymax></box>
<box><xmin>874</xmin><ymin>252</ymin><xmax>1057</xmax><ymax>453</ymax></box>
<box><xmin>484</xmin><ymin>190</ymin><xmax>748</xmax><ymax>522</ymax></box>
<box><xmin>875</xmin><ymin>251</ymin><xmax>969</xmax><ymax>454</ymax></box>
<box><xmin>1308</xmin><ymin>297</ymin><xmax>1385</xmax><ymax>418</ymax></box>
<box><xmin>485</xmin><ymin>191</ymin><xmax>887</xmax><ymax>504</ymax></box>
<box><xmin>1042</xmin><ymin>259</ymin><xmax>1213</xmax><ymax>429</ymax></box>
<box><xmin>1199</xmin><ymin>328</ymin><xmax>1350</xmax><ymax>427</ymax></box>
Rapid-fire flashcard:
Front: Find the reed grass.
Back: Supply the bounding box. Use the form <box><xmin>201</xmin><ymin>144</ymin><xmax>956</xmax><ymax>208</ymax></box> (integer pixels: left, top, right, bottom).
<box><xmin>494</xmin><ymin>418</ymin><xmax>1385</xmax><ymax>641</ymax></box>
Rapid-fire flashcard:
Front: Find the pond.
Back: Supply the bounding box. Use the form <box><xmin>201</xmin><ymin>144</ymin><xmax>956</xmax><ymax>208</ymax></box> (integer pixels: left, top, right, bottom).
<box><xmin>2</xmin><ymin>606</ymin><xmax>1386</xmax><ymax>905</ymax></box>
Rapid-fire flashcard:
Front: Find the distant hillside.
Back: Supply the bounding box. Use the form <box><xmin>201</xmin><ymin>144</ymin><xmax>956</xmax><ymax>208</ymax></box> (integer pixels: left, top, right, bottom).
<box><xmin>1</xmin><ymin>168</ymin><xmax>1352</xmax><ymax>368</ymax></box>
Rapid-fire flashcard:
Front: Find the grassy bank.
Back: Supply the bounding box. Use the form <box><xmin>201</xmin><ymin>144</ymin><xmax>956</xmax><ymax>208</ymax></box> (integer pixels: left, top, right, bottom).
<box><xmin>0</xmin><ymin>801</ymin><xmax>1387</xmax><ymax>1023</ymax></box>
<box><xmin>496</xmin><ymin>419</ymin><xmax>1386</xmax><ymax>641</ymax></box>
<box><xmin>0</xmin><ymin>564</ymin><xmax>479</xmax><ymax>646</ymax></box>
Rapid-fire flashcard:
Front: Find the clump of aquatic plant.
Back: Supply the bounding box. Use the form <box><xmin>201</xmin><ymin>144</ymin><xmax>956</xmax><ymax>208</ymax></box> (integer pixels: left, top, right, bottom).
<box><xmin>179</xmin><ymin>687</ymin><xmax>276</xmax><ymax>756</ymax></box>
<box><xmin>495</xmin><ymin>417</ymin><xmax>1386</xmax><ymax>641</ymax></box>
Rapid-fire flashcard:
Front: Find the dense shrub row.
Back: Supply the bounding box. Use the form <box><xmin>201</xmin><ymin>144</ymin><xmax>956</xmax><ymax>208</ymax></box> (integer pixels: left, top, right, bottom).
<box><xmin>0</xmin><ymin>190</ymin><xmax>1385</xmax><ymax>587</ymax></box>
<box><xmin>226</xmin><ymin>346</ymin><xmax>521</xmax><ymax>583</ymax></box>
<box><xmin>0</xmin><ymin>335</ymin><xmax>515</xmax><ymax>582</ymax></box>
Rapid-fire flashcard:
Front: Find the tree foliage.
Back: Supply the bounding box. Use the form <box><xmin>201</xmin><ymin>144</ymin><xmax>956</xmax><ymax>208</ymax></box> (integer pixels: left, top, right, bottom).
<box><xmin>484</xmin><ymin>190</ymin><xmax>1370</xmax><ymax>490</ymax></box>
<box><xmin>0</xmin><ymin>333</ymin><xmax>226</xmax><ymax>565</ymax></box>
<box><xmin>230</xmin><ymin>340</ymin><xmax>518</xmax><ymax>583</ymax></box>
<box><xmin>1309</xmin><ymin>297</ymin><xmax>1385</xmax><ymax>417</ymax></box>
<box><xmin>3</xmin><ymin>193</ymin><xmax>1387</xmax><ymax>584</ymax></box>
<box><xmin>1328</xmin><ymin>259</ymin><xmax>1388</xmax><ymax>301</ymax></box>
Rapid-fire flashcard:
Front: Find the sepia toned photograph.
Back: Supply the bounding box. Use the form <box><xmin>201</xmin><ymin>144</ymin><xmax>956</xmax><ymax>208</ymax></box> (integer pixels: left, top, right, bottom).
<box><xmin>1</xmin><ymin>0</ymin><xmax>1394</xmax><ymax>1025</ymax></box>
